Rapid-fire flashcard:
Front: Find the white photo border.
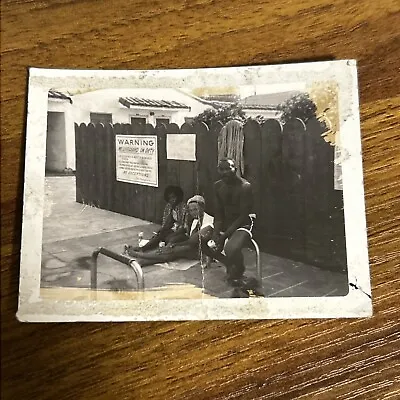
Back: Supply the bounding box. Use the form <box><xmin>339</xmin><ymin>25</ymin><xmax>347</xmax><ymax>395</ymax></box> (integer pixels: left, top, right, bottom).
<box><xmin>17</xmin><ymin>60</ymin><xmax>372</xmax><ymax>321</ymax></box>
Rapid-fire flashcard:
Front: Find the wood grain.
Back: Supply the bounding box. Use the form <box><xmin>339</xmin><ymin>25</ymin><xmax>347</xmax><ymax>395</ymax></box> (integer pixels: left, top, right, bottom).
<box><xmin>1</xmin><ymin>0</ymin><xmax>399</xmax><ymax>399</ymax></box>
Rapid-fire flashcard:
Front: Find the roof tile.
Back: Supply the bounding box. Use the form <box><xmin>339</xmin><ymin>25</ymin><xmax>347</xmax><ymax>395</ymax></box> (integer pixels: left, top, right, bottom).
<box><xmin>119</xmin><ymin>97</ymin><xmax>190</xmax><ymax>109</ymax></box>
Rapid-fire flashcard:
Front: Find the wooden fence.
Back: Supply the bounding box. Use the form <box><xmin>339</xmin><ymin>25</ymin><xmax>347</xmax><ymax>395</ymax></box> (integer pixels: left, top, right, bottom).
<box><xmin>75</xmin><ymin>118</ymin><xmax>346</xmax><ymax>271</ymax></box>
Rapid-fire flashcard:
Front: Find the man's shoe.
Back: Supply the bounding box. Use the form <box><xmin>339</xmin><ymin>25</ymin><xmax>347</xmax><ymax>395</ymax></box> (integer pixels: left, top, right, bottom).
<box><xmin>246</xmin><ymin>288</ymin><xmax>265</xmax><ymax>298</ymax></box>
<box><xmin>231</xmin><ymin>287</ymin><xmax>249</xmax><ymax>298</ymax></box>
<box><xmin>226</xmin><ymin>276</ymin><xmax>246</xmax><ymax>287</ymax></box>
<box><xmin>241</xmin><ymin>276</ymin><xmax>261</xmax><ymax>290</ymax></box>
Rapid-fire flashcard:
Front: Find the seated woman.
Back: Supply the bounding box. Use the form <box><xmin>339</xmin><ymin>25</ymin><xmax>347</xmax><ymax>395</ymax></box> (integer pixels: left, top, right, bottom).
<box><xmin>124</xmin><ymin>195</ymin><xmax>215</xmax><ymax>266</ymax></box>
<box><xmin>133</xmin><ymin>185</ymin><xmax>188</xmax><ymax>252</ymax></box>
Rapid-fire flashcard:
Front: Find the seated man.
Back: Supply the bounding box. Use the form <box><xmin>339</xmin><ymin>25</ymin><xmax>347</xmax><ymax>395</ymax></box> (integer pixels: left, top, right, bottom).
<box><xmin>124</xmin><ymin>195</ymin><xmax>215</xmax><ymax>267</ymax></box>
<box><xmin>210</xmin><ymin>158</ymin><xmax>256</xmax><ymax>286</ymax></box>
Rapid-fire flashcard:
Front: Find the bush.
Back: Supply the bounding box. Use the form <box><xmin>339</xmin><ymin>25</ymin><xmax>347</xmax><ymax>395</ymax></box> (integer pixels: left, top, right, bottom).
<box><xmin>193</xmin><ymin>103</ymin><xmax>247</xmax><ymax>128</ymax></box>
<box><xmin>248</xmin><ymin>115</ymin><xmax>268</xmax><ymax>124</ymax></box>
<box><xmin>277</xmin><ymin>93</ymin><xmax>317</xmax><ymax>124</ymax></box>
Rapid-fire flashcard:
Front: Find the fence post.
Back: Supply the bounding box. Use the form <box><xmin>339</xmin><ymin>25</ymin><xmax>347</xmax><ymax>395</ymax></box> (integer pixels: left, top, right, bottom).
<box><xmin>193</xmin><ymin>121</ymin><xmax>210</xmax><ymax>207</ymax></box>
<box><xmin>243</xmin><ymin>119</ymin><xmax>262</xmax><ymax>226</ymax></box>
<box><xmin>78</xmin><ymin>123</ymin><xmax>89</xmax><ymax>205</ymax></box>
<box><xmin>211</xmin><ymin>121</ymin><xmax>224</xmax><ymax>185</ymax></box>
<box><xmin>165</xmin><ymin>123</ymin><xmax>181</xmax><ymax>186</ymax></box>
<box><xmin>179</xmin><ymin>122</ymin><xmax>197</xmax><ymax>202</ymax></box>
<box><xmin>155</xmin><ymin>123</ymin><xmax>167</xmax><ymax>224</ymax></box>
<box><xmin>143</xmin><ymin>123</ymin><xmax>157</xmax><ymax>223</ymax></box>
<box><xmin>126</xmin><ymin>121</ymin><xmax>144</xmax><ymax>219</ymax></box>
<box><xmin>94</xmin><ymin>123</ymin><xmax>106</xmax><ymax>209</ymax></box>
<box><xmin>113</xmin><ymin>123</ymin><xmax>127</xmax><ymax>215</ymax></box>
<box><xmin>86</xmin><ymin>123</ymin><xmax>97</xmax><ymax>207</ymax></box>
<box><xmin>103</xmin><ymin>123</ymin><xmax>114</xmax><ymax>212</ymax></box>
<box><xmin>74</xmin><ymin>123</ymin><xmax>83</xmax><ymax>203</ymax></box>
<box><xmin>282</xmin><ymin>118</ymin><xmax>307</xmax><ymax>259</ymax></box>
<box><xmin>260</xmin><ymin>119</ymin><xmax>283</xmax><ymax>249</ymax></box>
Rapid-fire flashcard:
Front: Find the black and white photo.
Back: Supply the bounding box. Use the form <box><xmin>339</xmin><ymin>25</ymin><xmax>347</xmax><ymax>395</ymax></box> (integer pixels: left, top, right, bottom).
<box><xmin>17</xmin><ymin>61</ymin><xmax>372</xmax><ymax>321</ymax></box>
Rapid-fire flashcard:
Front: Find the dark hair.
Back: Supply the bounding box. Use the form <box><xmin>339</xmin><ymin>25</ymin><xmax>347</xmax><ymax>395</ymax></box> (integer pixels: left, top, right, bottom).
<box><xmin>164</xmin><ymin>185</ymin><xmax>184</xmax><ymax>203</ymax></box>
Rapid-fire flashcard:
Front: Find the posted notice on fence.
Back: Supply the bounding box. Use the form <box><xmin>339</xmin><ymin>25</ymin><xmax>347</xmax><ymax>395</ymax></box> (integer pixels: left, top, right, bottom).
<box><xmin>116</xmin><ymin>135</ymin><xmax>158</xmax><ymax>186</ymax></box>
<box><xmin>167</xmin><ymin>134</ymin><xmax>196</xmax><ymax>161</ymax></box>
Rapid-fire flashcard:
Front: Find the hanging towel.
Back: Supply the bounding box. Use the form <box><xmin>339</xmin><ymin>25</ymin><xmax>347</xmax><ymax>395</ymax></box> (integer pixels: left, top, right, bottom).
<box><xmin>217</xmin><ymin>120</ymin><xmax>245</xmax><ymax>176</ymax></box>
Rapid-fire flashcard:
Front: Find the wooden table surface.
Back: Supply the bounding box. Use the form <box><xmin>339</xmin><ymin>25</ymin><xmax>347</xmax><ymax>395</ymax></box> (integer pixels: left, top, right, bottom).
<box><xmin>1</xmin><ymin>1</ymin><xmax>399</xmax><ymax>399</ymax></box>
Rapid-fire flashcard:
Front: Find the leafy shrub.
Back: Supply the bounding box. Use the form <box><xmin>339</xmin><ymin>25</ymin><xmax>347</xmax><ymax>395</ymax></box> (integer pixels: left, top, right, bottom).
<box><xmin>193</xmin><ymin>104</ymin><xmax>247</xmax><ymax>128</ymax></box>
<box><xmin>277</xmin><ymin>93</ymin><xmax>317</xmax><ymax>124</ymax></box>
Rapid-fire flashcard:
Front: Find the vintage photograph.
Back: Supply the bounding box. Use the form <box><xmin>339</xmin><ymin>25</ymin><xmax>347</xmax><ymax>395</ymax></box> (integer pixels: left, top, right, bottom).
<box><xmin>18</xmin><ymin>61</ymin><xmax>372</xmax><ymax>320</ymax></box>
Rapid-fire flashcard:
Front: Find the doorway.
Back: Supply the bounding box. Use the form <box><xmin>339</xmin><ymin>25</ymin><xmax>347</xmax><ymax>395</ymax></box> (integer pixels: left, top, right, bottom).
<box><xmin>46</xmin><ymin>112</ymin><xmax>67</xmax><ymax>173</ymax></box>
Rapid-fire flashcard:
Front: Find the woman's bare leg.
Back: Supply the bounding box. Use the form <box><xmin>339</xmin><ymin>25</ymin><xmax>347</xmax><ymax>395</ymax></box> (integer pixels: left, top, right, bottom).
<box><xmin>125</xmin><ymin>244</ymin><xmax>194</xmax><ymax>264</ymax></box>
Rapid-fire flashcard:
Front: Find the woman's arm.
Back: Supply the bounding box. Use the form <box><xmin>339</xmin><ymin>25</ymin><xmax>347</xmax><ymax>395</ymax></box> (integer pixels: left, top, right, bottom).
<box><xmin>160</xmin><ymin>211</ymin><xmax>174</xmax><ymax>232</ymax></box>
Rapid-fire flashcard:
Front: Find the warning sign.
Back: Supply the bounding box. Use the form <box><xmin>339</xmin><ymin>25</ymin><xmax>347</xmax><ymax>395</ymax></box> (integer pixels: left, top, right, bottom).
<box><xmin>115</xmin><ymin>135</ymin><xmax>158</xmax><ymax>187</ymax></box>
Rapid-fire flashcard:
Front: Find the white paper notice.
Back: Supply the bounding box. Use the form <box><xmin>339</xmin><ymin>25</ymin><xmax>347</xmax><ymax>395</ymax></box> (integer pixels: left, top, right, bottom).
<box><xmin>167</xmin><ymin>134</ymin><xmax>196</xmax><ymax>161</ymax></box>
<box><xmin>115</xmin><ymin>135</ymin><xmax>158</xmax><ymax>186</ymax></box>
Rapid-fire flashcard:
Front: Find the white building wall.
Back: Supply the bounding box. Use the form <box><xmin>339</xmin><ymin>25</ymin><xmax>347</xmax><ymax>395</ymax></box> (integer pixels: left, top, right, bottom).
<box><xmin>70</xmin><ymin>88</ymin><xmax>210</xmax><ymax>126</ymax></box>
<box><xmin>47</xmin><ymin>99</ymin><xmax>75</xmax><ymax>170</ymax></box>
<box><xmin>48</xmin><ymin>88</ymin><xmax>211</xmax><ymax>171</ymax></box>
<box><xmin>46</xmin><ymin>112</ymin><xmax>66</xmax><ymax>172</ymax></box>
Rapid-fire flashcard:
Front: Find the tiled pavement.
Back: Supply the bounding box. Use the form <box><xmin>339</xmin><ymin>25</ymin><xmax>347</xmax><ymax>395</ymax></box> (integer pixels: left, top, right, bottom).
<box><xmin>41</xmin><ymin>176</ymin><xmax>349</xmax><ymax>299</ymax></box>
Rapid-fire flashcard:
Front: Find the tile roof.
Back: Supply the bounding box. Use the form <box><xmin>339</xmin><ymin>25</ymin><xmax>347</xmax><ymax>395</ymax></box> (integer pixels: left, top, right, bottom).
<box><xmin>241</xmin><ymin>91</ymin><xmax>301</xmax><ymax>107</ymax></box>
<box><xmin>119</xmin><ymin>97</ymin><xmax>190</xmax><ymax>109</ymax></box>
<box><xmin>48</xmin><ymin>90</ymin><xmax>73</xmax><ymax>103</ymax></box>
<box><xmin>175</xmin><ymin>90</ymin><xmax>236</xmax><ymax>109</ymax></box>
<box><xmin>207</xmin><ymin>100</ymin><xmax>235</xmax><ymax>109</ymax></box>
<box><xmin>199</xmin><ymin>100</ymin><xmax>279</xmax><ymax>110</ymax></box>
<box><xmin>195</xmin><ymin>92</ymin><xmax>301</xmax><ymax>110</ymax></box>
<box><xmin>202</xmin><ymin>94</ymin><xmax>240</xmax><ymax>102</ymax></box>
<box><xmin>240</xmin><ymin>104</ymin><xmax>279</xmax><ymax>110</ymax></box>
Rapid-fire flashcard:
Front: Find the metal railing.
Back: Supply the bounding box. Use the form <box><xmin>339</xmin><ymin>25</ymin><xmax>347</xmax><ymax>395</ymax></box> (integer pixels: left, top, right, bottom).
<box><xmin>205</xmin><ymin>237</ymin><xmax>262</xmax><ymax>286</ymax></box>
<box><xmin>91</xmin><ymin>247</ymin><xmax>145</xmax><ymax>290</ymax></box>
<box><xmin>90</xmin><ymin>238</ymin><xmax>261</xmax><ymax>292</ymax></box>
<box><xmin>250</xmin><ymin>238</ymin><xmax>262</xmax><ymax>285</ymax></box>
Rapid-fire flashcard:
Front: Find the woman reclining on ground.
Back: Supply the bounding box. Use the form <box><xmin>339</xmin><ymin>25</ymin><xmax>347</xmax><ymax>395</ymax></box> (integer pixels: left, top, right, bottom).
<box><xmin>124</xmin><ymin>195</ymin><xmax>216</xmax><ymax>267</ymax></box>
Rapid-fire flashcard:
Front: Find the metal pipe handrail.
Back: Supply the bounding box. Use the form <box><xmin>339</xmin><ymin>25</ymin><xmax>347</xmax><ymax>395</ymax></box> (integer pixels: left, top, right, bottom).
<box><xmin>129</xmin><ymin>260</ymin><xmax>145</xmax><ymax>291</ymax></box>
<box><xmin>205</xmin><ymin>237</ymin><xmax>262</xmax><ymax>286</ymax></box>
<box><xmin>91</xmin><ymin>247</ymin><xmax>145</xmax><ymax>291</ymax></box>
<box><xmin>250</xmin><ymin>238</ymin><xmax>262</xmax><ymax>284</ymax></box>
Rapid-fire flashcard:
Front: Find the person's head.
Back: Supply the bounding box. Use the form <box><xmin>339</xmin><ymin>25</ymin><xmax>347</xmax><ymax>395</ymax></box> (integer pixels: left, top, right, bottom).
<box><xmin>164</xmin><ymin>186</ymin><xmax>184</xmax><ymax>207</ymax></box>
<box><xmin>217</xmin><ymin>158</ymin><xmax>237</xmax><ymax>182</ymax></box>
<box><xmin>187</xmin><ymin>195</ymin><xmax>206</xmax><ymax>219</ymax></box>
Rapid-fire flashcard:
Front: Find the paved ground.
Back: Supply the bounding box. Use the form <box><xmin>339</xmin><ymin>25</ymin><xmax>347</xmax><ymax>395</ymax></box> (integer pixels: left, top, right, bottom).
<box><xmin>41</xmin><ymin>176</ymin><xmax>349</xmax><ymax>299</ymax></box>
<box><xmin>42</xmin><ymin>176</ymin><xmax>152</xmax><ymax>244</ymax></box>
